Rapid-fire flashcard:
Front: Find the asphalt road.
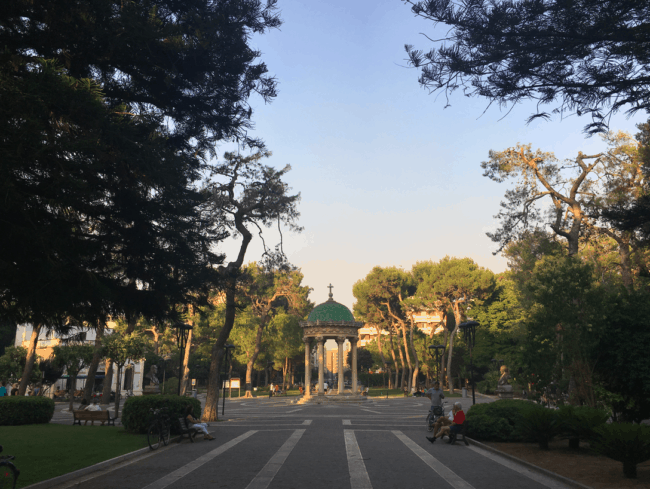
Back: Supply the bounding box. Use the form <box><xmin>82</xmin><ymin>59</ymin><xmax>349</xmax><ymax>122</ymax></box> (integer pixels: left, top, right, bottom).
<box><xmin>51</xmin><ymin>396</ymin><xmax>570</xmax><ymax>489</ymax></box>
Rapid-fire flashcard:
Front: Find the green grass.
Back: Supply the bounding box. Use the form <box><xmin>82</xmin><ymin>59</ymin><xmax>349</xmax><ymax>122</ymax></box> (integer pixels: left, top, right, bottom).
<box><xmin>1</xmin><ymin>424</ymin><xmax>148</xmax><ymax>488</ymax></box>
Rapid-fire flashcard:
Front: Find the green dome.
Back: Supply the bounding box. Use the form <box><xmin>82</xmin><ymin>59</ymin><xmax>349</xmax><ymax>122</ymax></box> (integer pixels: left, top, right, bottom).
<box><xmin>308</xmin><ymin>299</ymin><xmax>355</xmax><ymax>322</ymax></box>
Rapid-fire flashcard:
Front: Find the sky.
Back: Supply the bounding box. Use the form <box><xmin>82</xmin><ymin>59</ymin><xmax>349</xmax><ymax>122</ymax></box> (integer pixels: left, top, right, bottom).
<box><xmin>212</xmin><ymin>0</ymin><xmax>648</xmax><ymax>312</ymax></box>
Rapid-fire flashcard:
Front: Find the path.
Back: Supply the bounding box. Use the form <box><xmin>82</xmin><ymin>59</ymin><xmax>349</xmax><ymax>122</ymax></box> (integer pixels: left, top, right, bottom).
<box><xmin>51</xmin><ymin>396</ymin><xmax>569</xmax><ymax>489</ymax></box>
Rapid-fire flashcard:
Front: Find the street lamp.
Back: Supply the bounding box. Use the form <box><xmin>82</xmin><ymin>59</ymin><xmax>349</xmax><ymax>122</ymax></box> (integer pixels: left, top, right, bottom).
<box><xmin>460</xmin><ymin>320</ymin><xmax>479</xmax><ymax>405</ymax></box>
<box><xmin>174</xmin><ymin>323</ymin><xmax>193</xmax><ymax>396</ymax></box>
<box><xmin>428</xmin><ymin>344</ymin><xmax>445</xmax><ymax>387</ymax></box>
<box><xmin>221</xmin><ymin>344</ymin><xmax>235</xmax><ymax>415</ymax></box>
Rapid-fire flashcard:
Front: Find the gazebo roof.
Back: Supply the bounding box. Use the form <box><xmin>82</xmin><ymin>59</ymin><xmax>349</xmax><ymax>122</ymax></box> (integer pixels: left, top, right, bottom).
<box><xmin>307</xmin><ymin>298</ymin><xmax>355</xmax><ymax>322</ymax></box>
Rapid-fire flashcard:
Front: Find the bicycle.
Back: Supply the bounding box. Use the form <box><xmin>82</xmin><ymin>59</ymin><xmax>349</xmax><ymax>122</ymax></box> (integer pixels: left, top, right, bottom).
<box><xmin>426</xmin><ymin>402</ymin><xmax>446</xmax><ymax>432</ymax></box>
<box><xmin>0</xmin><ymin>446</ymin><xmax>19</xmax><ymax>489</ymax></box>
<box><xmin>147</xmin><ymin>407</ymin><xmax>171</xmax><ymax>450</ymax></box>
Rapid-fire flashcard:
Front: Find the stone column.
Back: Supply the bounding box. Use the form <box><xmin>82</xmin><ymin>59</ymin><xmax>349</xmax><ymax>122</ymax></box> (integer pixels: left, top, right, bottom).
<box><xmin>304</xmin><ymin>338</ymin><xmax>311</xmax><ymax>396</ymax></box>
<box><xmin>351</xmin><ymin>337</ymin><xmax>358</xmax><ymax>395</ymax></box>
<box><xmin>337</xmin><ymin>336</ymin><xmax>345</xmax><ymax>395</ymax></box>
<box><xmin>317</xmin><ymin>337</ymin><xmax>325</xmax><ymax>396</ymax></box>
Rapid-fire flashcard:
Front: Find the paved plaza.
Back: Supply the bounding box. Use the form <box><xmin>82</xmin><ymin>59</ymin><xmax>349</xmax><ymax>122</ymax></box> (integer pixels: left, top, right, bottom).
<box><xmin>49</xmin><ymin>396</ymin><xmax>571</xmax><ymax>489</ymax></box>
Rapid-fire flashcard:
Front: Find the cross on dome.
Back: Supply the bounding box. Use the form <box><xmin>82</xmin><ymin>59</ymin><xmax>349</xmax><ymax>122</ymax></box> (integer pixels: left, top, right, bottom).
<box><xmin>327</xmin><ymin>283</ymin><xmax>334</xmax><ymax>300</ymax></box>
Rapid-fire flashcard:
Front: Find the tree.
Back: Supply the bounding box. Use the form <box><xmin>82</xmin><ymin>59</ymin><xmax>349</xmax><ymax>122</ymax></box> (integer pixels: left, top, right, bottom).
<box><xmin>403</xmin><ymin>0</ymin><xmax>650</xmax><ymax>134</ymax></box>
<box><xmin>347</xmin><ymin>347</ymin><xmax>374</xmax><ymax>373</ymax></box>
<box><xmin>52</xmin><ymin>343</ymin><xmax>95</xmax><ymax>412</ymax></box>
<box><xmin>2</xmin><ymin>0</ymin><xmax>282</xmax><ymax>395</ymax></box>
<box><xmin>101</xmin><ymin>332</ymin><xmax>149</xmax><ymax>417</ymax></box>
<box><xmin>482</xmin><ymin>134</ymin><xmax>646</xmax><ymax>290</ymax></box>
<box><xmin>0</xmin><ymin>346</ymin><xmax>41</xmax><ymax>385</ymax></box>
<box><xmin>268</xmin><ymin>313</ymin><xmax>304</xmax><ymax>391</ymax></box>
<box><xmin>202</xmin><ymin>151</ymin><xmax>302</xmax><ymax>421</ymax></box>
<box><xmin>408</xmin><ymin>257</ymin><xmax>496</xmax><ymax>393</ymax></box>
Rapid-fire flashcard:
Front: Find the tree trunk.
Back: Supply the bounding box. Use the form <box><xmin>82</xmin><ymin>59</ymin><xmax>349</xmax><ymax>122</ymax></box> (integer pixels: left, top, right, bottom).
<box><xmin>440</xmin><ymin>328</ymin><xmax>449</xmax><ymax>387</ymax></box>
<box><xmin>245</xmin><ymin>322</ymin><xmax>265</xmax><ymax>398</ymax></box>
<box><xmin>446</xmin><ymin>306</ymin><xmax>462</xmax><ymax>394</ymax></box>
<box><xmin>180</xmin><ymin>328</ymin><xmax>193</xmax><ymax>396</ymax></box>
<box><xmin>410</xmin><ymin>320</ymin><xmax>419</xmax><ymax>393</ymax></box>
<box><xmin>114</xmin><ymin>364</ymin><xmax>122</xmax><ymax>418</ymax></box>
<box><xmin>283</xmin><ymin>356</ymin><xmax>289</xmax><ymax>391</ymax></box>
<box><xmin>399</xmin><ymin>322</ymin><xmax>413</xmax><ymax>392</ymax></box>
<box><xmin>264</xmin><ymin>365</ymin><xmax>269</xmax><ymax>386</ymax></box>
<box><xmin>83</xmin><ymin>322</ymin><xmax>105</xmax><ymax>403</ymax></box>
<box><xmin>101</xmin><ymin>359</ymin><xmax>114</xmax><ymax>405</ymax></box>
<box><xmin>69</xmin><ymin>374</ymin><xmax>77</xmax><ymax>412</ymax></box>
<box><xmin>397</xmin><ymin>342</ymin><xmax>407</xmax><ymax>389</ymax></box>
<box><xmin>256</xmin><ymin>368</ymin><xmax>261</xmax><ymax>388</ymax></box>
<box><xmin>373</xmin><ymin>324</ymin><xmax>392</xmax><ymax>388</ymax></box>
<box><xmin>388</xmin><ymin>331</ymin><xmax>399</xmax><ymax>388</ymax></box>
<box><xmin>18</xmin><ymin>323</ymin><xmax>42</xmax><ymax>396</ymax></box>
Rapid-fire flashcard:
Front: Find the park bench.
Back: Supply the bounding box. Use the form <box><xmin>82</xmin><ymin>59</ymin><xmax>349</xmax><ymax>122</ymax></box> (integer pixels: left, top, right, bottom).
<box><xmin>72</xmin><ymin>410</ymin><xmax>116</xmax><ymax>426</ymax></box>
<box><xmin>448</xmin><ymin>421</ymin><xmax>469</xmax><ymax>446</ymax></box>
<box><xmin>177</xmin><ymin>417</ymin><xmax>199</xmax><ymax>443</ymax></box>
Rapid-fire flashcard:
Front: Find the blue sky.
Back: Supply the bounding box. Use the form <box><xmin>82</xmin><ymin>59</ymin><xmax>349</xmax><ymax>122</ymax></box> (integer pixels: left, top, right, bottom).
<box><xmin>214</xmin><ymin>0</ymin><xmax>648</xmax><ymax>310</ymax></box>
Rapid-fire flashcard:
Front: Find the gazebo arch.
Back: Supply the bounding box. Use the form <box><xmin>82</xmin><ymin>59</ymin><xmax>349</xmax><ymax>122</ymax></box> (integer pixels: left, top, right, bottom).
<box><xmin>300</xmin><ymin>285</ymin><xmax>364</xmax><ymax>396</ymax></box>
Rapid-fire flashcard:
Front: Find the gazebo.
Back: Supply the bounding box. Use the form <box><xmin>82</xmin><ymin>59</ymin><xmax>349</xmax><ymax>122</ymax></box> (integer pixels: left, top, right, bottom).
<box><xmin>300</xmin><ymin>285</ymin><xmax>364</xmax><ymax>396</ymax></box>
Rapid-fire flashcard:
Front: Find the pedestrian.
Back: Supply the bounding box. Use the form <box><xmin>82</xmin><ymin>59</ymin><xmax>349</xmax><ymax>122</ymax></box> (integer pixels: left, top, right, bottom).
<box><xmin>427</xmin><ymin>402</ymin><xmax>465</xmax><ymax>444</ymax></box>
<box><xmin>184</xmin><ymin>405</ymin><xmax>214</xmax><ymax>440</ymax></box>
<box><xmin>0</xmin><ymin>382</ymin><xmax>7</xmax><ymax>397</ymax></box>
<box><xmin>426</xmin><ymin>381</ymin><xmax>445</xmax><ymax>409</ymax></box>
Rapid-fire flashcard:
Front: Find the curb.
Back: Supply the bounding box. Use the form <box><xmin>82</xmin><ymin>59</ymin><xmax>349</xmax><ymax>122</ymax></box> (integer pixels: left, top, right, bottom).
<box><xmin>22</xmin><ymin>437</ymin><xmax>184</xmax><ymax>489</ymax></box>
<box><xmin>466</xmin><ymin>438</ymin><xmax>593</xmax><ymax>489</ymax></box>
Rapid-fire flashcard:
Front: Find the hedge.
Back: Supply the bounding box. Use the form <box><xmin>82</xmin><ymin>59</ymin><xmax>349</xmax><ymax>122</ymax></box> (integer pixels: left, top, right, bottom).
<box><xmin>0</xmin><ymin>397</ymin><xmax>55</xmax><ymax>425</ymax></box>
<box><xmin>120</xmin><ymin>395</ymin><xmax>202</xmax><ymax>434</ymax></box>
<box><xmin>466</xmin><ymin>399</ymin><xmax>534</xmax><ymax>442</ymax></box>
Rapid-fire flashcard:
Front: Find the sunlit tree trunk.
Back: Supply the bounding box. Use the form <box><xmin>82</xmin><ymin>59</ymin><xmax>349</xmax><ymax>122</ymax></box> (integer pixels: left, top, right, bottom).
<box><xmin>18</xmin><ymin>323</ymin><xmax>42</xmax><ymax>396</ymax></box>
<box><xmin>83</xmin><ymin>321</ymin><xmax>105</xmax><ymax>403</ymax></box>
<box><xmin>101</xmin><ymin>359</ymin><xmax>113</xmax><ymax>405</ymax></box>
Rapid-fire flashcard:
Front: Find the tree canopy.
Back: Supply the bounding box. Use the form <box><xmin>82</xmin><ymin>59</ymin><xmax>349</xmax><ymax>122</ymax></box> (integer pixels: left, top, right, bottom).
<box><xmin>403</xmin><ymin>0</ymin><xmax>650</xmax><ymax>133</ymax></box>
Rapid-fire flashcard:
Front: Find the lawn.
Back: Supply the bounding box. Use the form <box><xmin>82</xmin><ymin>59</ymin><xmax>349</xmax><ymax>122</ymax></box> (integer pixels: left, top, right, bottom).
<box><xmin>1</xmin><ymin>424</ymin><xmax>148</xmax><ymax>488</ymax></box>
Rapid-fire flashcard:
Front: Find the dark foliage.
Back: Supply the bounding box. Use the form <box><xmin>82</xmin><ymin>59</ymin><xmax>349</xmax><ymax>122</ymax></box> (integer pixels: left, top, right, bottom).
<box><xmin>121</xmin><ymin>395</ymin><xmax>201</xmax><ymax>435</ymax></box>
<box><xmin>466</xmin><ymin>399</ymin><xmax>534</xmax><ymax>442</ymax></box>
<box><xmin>558</xmin><ymin>405</ymin><xmax>610</xmax><ymax>449</ymax></box>
<box><xmin>404</xmin><ymin>0</ymin><xmax>650</xmax><ymax>133</ymax></box>
<box><xmin>0</xmin><ymin>397</ymin><xmax>55</xmax><ymax>425</ymax></box>
<box><xmin>518</xmin><ymin>403</ymin><xmax>562</xmax><ymax>450</ymax></box>
<box><xmin>591</xmin><ymin>423</ymin><xmax>650</xmax><ymax>479</ymax></box>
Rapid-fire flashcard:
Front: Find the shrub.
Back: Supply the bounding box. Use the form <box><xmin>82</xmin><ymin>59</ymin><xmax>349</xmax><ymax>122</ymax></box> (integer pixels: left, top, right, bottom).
<box><xmin>0</xmin><ymin>397</ymin><xmax>55</xmax><ymax>425</ymax></box>
<box><xmin>467</xmin><ymin>399</ymin><xmax>533</xmax><ymax>442</ymax></box>
<box><xmin>591</xmin><ymin>423</ymin><xmax>650</xmax><ymax>479</ymax></box>
<box><xmin>519</xmin><ymin>404</ymin><xmax>562</xmax><ymax>449</ymax></box>
<box><xmin>558</xmin><ymin>405</ymin><xmax>610</xmax><ymax>449</ymax></box>
<box><xmin>121</xmin><ymin>395</ymin><xmax>202</xmax><ymax>434</ymax></box>
<box><xmin>161</xmin><ymin>377</ymin><xmax>179</xmax><ymax>395</ymax></box>
<box><xmin>467</xmin><ymin>414</ymin><xmax>513</xmax><ymax>441</ymax></box>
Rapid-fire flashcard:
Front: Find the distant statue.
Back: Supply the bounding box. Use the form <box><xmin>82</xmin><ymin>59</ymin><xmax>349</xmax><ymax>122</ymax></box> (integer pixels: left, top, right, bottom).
<box><xmin>498</xmin><ymin>365</ymin><xmax>511</xmax><ymax>386</ymax></box>
<box><xmin>497</xmin><ymin>365</ymin><xmax>514</xmax><ymax>399</ymax></box>
<box><xmin>145</xmin><ymin>365</ymin><xmax>160</xmax><ymax>386</ymax></box>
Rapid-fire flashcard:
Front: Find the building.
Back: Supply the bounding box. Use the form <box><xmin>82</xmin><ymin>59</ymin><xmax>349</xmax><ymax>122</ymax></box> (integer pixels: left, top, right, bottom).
<box><xmin>14</xmin><ymin>323</ymin><xmax>146</xmax><ymax>397</ymax></box>
<box><xmin>357</xmin><ymin>311</ymin><xmax>445</xmax><ymax>347</ymax></box>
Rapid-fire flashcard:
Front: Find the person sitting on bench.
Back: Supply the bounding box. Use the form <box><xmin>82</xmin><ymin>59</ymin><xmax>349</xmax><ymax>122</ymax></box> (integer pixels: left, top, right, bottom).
<box><xmin>184</xmin><ymin>405</ymin><xmax>214</xmax><ymax>441</ymax></box>
<box><xmin>426</xmin><ymin>402</ymin><xmax>465</xmax><ymax>444</ymax></box>
<box><xmin>432</xmin><ymin>403</ymin><xmax>457</xmax><ymax>439</ymax></box>
<box><xmin>84</xmin><ymin>398</ymin><xmax>102</xmax><ymax>411</ymax></box>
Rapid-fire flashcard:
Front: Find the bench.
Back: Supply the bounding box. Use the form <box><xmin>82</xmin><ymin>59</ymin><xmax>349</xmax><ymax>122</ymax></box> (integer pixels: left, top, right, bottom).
<box><xmin>73</xmin><ymin>409</ymin><xmax>116</xmax><ymax>426</ymax></box>
<box><xmin>177</xmin><ymin>417</ymin><xmax>199</xmax><ymax>443</ymax></box>
<box><xmin>448</xmin><ymin>421</ymin><xmax>469</xmax><ymax>446</ymax></box>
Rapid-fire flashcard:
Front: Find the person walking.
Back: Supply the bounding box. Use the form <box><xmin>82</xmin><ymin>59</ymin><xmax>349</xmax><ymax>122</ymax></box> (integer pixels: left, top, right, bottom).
<box><xmin>0</xmin><ymin>382</ymin><xmax>7</xmax><ymax>397</ymax></box>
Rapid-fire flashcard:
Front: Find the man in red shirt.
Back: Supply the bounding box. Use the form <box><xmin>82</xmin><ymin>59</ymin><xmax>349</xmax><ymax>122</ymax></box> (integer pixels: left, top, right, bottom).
<box><xmin>426</xmin><ymin>402</ymin><xmax>465</xmax><ymax>443</ymax></box>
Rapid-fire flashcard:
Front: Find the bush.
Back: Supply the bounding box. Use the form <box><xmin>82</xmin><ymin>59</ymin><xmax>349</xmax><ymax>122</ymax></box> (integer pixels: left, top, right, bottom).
<box><xmin>476</xmin><ymin>370</ymin><xmax>500</xmax><ymax>394</ymax></box>
<box><xmin>591</xmin><ymin>423</ymin><xmax>650</xmax><ymax>479</ymax></box>
<box><xmin>466</xmin><ymin>399</ymin><xmax>533</xmax><ymax>442</ymax></box>
<box><xmin>519</xmin><ymin>404</ymin><xmax>562</xmax><ymax>450</ymax></box>
<box><xmin>0</xmin><ymin>397</ymin><xmax>55</xmax><ymax>425</ymax></box>
<box><xmin>121</xmin><ymin>395</ymin><xmax>202</xmax><ymax>435</ymax></box>
<box><xmin>558</xmin><ymin>405</ymin><xmax>610</xmax><ymax>449</ymax></box>
<box><xmin>161</xmin><ymin>377</ymin><xmax>179</xmax><ymax>395</ymax></box>
<box><xmin>467</xmin><ymin>414</ymin><xmax>513</xmax><ymax>441</ymax></box>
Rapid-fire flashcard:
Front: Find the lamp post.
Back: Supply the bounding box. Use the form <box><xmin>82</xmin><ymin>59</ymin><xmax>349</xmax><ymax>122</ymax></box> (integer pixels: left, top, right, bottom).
<box><xmin>174</xmin><ymin>323</ymin><xmax>193</xmax><ymax>396</ymax></box>
<box><xmin>460</xmin><ymin>320</ymin><xmax>479</xmax><ymax>405</ymax></box>
<box><xmin>221</xmin><ymin>344</ymin><xmax>235</xmax><ymax>415</ymax></box>
<box><xmin>428</xmin><ymin>344</ymin><xmax>445</xmax><ymax>387</ymax></box>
